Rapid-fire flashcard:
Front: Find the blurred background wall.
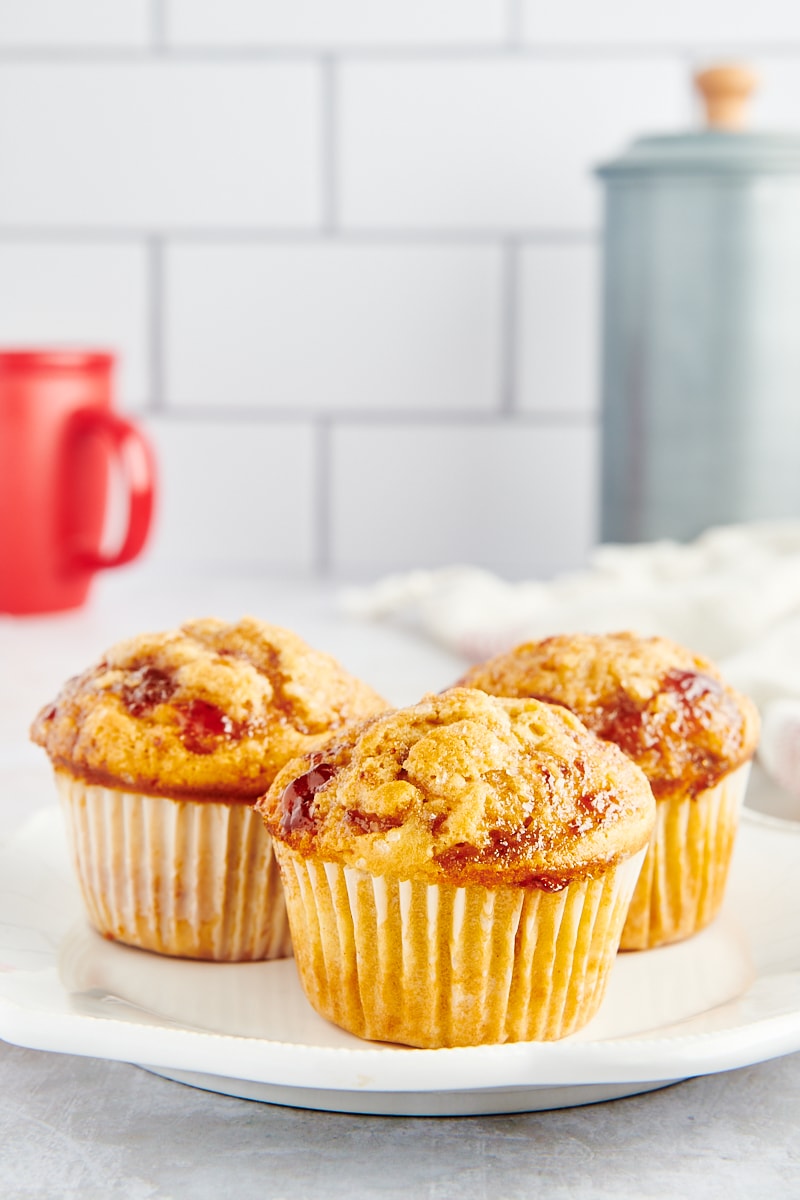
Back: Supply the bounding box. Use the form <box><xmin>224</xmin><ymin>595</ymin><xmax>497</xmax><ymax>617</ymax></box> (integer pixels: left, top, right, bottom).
<box><xmin>1</xmin><ymin>1</ymin><xmax>800</xmax><ymax>580</ymax></box>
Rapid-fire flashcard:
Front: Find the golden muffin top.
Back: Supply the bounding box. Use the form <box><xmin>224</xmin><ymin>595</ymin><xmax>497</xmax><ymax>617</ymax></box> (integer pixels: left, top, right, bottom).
<box><xmin>256</xmin><ymin>687</ymin><xmax>655</xmax><ymax>889</ymax></box>
<box><xmin>30</xmin><ymin>617</ymin><xmax>387</xmax><ymax>800</ymax></box>
<box><xmin>459</xmin><ymin>632</ymin><xmax>760</xmax><ymax>800</ymax></box>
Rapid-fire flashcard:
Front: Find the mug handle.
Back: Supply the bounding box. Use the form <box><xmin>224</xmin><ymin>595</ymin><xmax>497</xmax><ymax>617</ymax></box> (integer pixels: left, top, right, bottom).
<box><xmin>67</xmin><ymin>408</ymin><xmax>156</xmax><ymax>571</ymax></box>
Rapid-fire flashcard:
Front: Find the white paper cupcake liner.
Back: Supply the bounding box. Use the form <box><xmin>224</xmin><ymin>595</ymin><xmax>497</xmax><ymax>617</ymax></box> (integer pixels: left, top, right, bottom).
<box><xmin>619</xmin><ymin>761</ymin><xmax>751</xmax><ymax>951</ymax></box>
<box><xmin>56</xmin><ymin>771</ymin><xmax>292</xmax><ymax>962</ymax></box>
<box><xmin>274</xmin><ymin>843</ymin><xmax>645</xmax><ymax>1047</ymax></box>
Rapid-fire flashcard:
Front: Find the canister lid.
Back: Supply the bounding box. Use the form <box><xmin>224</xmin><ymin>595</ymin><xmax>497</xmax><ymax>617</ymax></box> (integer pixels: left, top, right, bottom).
<box><xmin>598</xmin><ymin>64</ymin><xmax>800</xmax><ymax>178</ymax></box>
<box><xmin>597</xmin><ymin>131</ymin><xmax>800</xmax><ymax>178</ymax></box>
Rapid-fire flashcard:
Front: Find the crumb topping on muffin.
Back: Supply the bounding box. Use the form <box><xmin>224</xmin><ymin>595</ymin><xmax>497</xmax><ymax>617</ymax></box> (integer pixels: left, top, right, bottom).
<box><xmin>30</xmin><ymin>617</ymin><xmax>387</xmax><ymax>799</ymax></box>
<box><xmin>256</xmin><ymin>687</ymin><xmax>655</xmax><ymax>889</ymax></box>
<box><xmin>459</xmin><ymin>632</ymin><xmax>759</xmax><ymax>799</ymax></box>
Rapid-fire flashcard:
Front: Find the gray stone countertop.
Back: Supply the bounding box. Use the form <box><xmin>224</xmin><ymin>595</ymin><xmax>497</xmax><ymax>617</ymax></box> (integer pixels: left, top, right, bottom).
<box><xmin>2</xmin><ymin>1041</ymin><xmax>799</xmax><ymax>1199</ymax></box>
<box><xmin>1</xmin><ymin>571</ymin><xmax>799</xmax><ymax>1199</ymax></box>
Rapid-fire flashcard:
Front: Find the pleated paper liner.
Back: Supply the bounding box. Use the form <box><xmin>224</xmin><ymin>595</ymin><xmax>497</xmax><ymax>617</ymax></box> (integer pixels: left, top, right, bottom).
<box><xmin>274</xmin><ymin>843</ymin><xmax>645</xmax><ymax>1048</ymax></box>
<box><xmin>55</xmin><ymin>771</ymin><xmax>292</xmax><ymax>962</ymax></box>
<box><xmin>619</xmin><ymin>762</ymin><xmax>751</xmax><ymax>952</ymax></box>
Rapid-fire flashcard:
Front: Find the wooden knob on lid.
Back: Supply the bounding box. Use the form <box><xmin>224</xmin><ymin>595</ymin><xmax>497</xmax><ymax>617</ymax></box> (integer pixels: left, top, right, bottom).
<box><xmin>695</xmin><ymin>64</ymin><xmax>759</xmax><ymax>130</ymax></box>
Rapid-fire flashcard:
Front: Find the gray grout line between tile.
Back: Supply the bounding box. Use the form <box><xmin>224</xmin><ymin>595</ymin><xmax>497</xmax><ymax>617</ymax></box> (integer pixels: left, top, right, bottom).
<box><xmin>0</xmin><ymin>44</ymin><xmax>798</xmax><ymax>61</ymax></box>
<box><xmin>0</xmin><ymin>228</ymin><xmax>599</xmax><ymax>245</ymax></box>
<box><xmin>500</xmin><ymin>241</ymin><xmax>518</xmax><ymax>417</ymax></box>
<box><xmin>506</xmin><ymin>0</ymin><xmax>524</xmax><ymax>46</ymax></box>
<box><xmin>150</xmin><ymin>0</ymin><xmax>167</xmax><ymax>52</ymax></box>
<box><xmin>146</xmin><ymin>408</ymin><xmax>598</xmax><ymax>427</ymax></box>
<box><xmin>320</xmin><ymin>56</ymin><xmax>338</xmax><ymax>232</ymax></box>
<box><xmin>147</xmin><ymin>236</ymin><xmax>165</xmax><ymax>413</ymax></box>
<box><xmin>314</xmin><ymin>418</ymin><xmax>332</xmax><ymax>575</ymax></box>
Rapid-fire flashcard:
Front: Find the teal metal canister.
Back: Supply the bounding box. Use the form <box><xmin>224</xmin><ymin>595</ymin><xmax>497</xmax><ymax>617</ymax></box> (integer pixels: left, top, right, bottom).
<box><xmin>596</xmin><ymin>67</ymin><xmax>800</xmax><ymax>543</ymax></box>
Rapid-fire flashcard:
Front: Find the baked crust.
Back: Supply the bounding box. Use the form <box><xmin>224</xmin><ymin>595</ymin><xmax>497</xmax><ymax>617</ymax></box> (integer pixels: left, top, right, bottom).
<box><xmin>30</xmin><ymin>617</ymin><xmax>387</xmax><ymax>799</ymax></box>
<box><xmin>256</xmin><ymin>687</ymin><xmax>655</xmax><ymax>889</ymax></box>
<box><xmin>459</xmin><ymin>632</ymin><xmax>760</xmax><ymax>800</ymax></box>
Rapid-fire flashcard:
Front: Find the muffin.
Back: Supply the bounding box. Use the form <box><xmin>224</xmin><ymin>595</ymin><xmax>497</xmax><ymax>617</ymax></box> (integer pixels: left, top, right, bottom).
<box><xmin>459</xmin><ymin>632</ymin><xmax>760</xmax><ymax>950</ymax></box>
<box><xmin>256</xmin><ymin>687</ymin><xmax>655</xmax><ymax>1047</ymax></box>
<box><xmin>30</xmin><ymin>617</ymin><xmax>387</xmax><ymax>962</ymax></box>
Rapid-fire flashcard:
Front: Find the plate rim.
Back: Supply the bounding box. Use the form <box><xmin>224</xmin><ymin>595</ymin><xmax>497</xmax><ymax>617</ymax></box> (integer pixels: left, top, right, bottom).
<box><xmin>1</xmin><ymin>806</ymin><xmax>800</xmax><ymax>1102</ymax></box>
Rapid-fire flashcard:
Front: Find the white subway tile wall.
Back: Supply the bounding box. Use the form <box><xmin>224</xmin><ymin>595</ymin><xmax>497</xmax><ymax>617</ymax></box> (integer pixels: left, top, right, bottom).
<box><xmin>339</xmin><ymin>59</ymin><xmax>688</xmax><ymax>230</ymax></box>
<box><xmin>165</xmin><ymin>243</ymin><xmax>502</xmax><ymax>413</ymax></box>
<box><xmin>1</xmin><ymin>4</ymin><xmax>798</xmax><ymax>580</ymax></box>
<box><xmin>166</xmin><ymin>1</ymin><xmax>508</xmax><ymax>47</ymax></box>
<box><xmin>142</xmin><ymin>418</ymin><xmax>317</xmax><ymax>572</ymax></box>
<box><xmin>521</xmin><ymin>1</ymin><xmax>800</xmax><ymax>46</ymax></box>
<box><xmin>0</xmin><ymin>1</ymin><xmax>150</xmax><ymax>46</ymax></box>
<box><xmin>330</xmin><ymin>424</ymin><xmax>598</xmax><ymax>578</ymax></box>
<box><xmin>0</xmin><ymin>63</ymin><xmax>321</xmax><ymax>227</ymax></box>
<box><xmin>516</xmin><ymin>243</ymin><xmax>599</xmax><ymax>417</ymax></box>
<box><xmin>749</xmin><ymin>58</ymin><xmax>800</xmax><ymax>129</ymax></box>
<box><xmin>0</xmin><ymin>243</ymin><xmax>149</xmax><ymax>409</ymax></box>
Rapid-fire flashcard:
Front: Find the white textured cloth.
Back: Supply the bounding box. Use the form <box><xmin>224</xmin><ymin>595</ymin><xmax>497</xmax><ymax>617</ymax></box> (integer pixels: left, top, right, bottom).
<box><xmin>341</xmin><ymin>521</ymin><xmax>800</xmax><ymax>806</ymax></box>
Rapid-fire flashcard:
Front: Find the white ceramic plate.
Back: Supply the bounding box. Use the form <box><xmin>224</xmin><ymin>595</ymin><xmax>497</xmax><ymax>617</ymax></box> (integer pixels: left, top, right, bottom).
<box><xmin>1</xmin><ymin>804</ymin><xmax>800</xmax><ymax>1116</ymax></box>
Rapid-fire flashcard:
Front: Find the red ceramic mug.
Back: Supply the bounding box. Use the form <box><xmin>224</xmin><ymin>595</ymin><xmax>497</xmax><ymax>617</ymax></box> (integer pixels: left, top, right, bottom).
<box><xmin>0</xmin><ymin>350</ymin><xmax>156</xmax><ymax>614</ymax></box>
